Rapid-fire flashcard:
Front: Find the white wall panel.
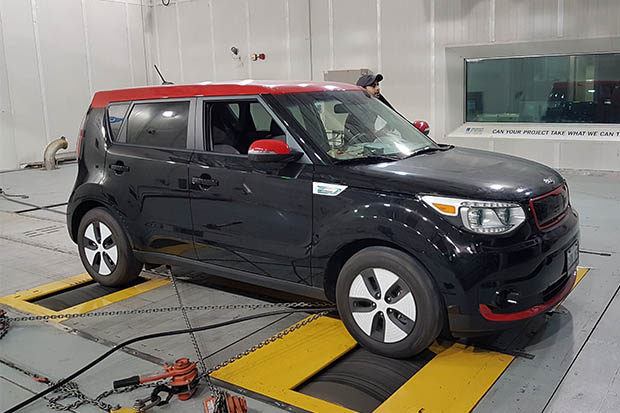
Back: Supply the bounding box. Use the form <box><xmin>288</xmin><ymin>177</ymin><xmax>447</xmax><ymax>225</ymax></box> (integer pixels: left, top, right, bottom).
<box><xmin>435</xmin><ymin>0</ymin><xmax>491</xmax><ymax>46</ymax></box>
<box><xmin>37</xmin><ymin>0</ymin><xmax>90</xmax><ymax>151</ymax></box>
<box><xmin>85</xmin><ymin>0</ymin><xmax>132</xmax><ymax>92</ymax></box>
<box><xmin>564</xmin><ymin>0</ymin><xmax>620</xmax><ymax>39</ymax></box>
<box><xmin>211</xmin><ymin>0</ymin><xmax>250</xmax><ymax>81</ymax></box>
<box><xmin>288</xmin><ymin>0</ymin><xmax>311</xmax><ymax>80</ymax></box>
<box><xmin>127</xmin><ymin>3</ymin><xmax>148</xmax><ymax>86</ymax></box>
<box><xmin>153</xmin><ymin>3</ymin><xmax>182</xmax><ymax>83</ymax></box>
<box><xmin>0</xmin><ymin>0</ymin><xmax>47</xmax><ymax>167</ymax></box>
<box><xmin>248</xmin><ymin>0</ymin><xmax>289</xmax><ymax>80</ymax></box>
<box><xmin>495</xmin><ymin>0</ymin><xmax>559</xmax><ymax>42</ymax></box>
<box><xmin>309</xmin><ymin>0</ymin><xmax>330</xmax><ymax>80</ymax></box>
<box><xmin>177</xmin><ymin>0</ymin><xmax>213</xmax><ymax>83</ymax></box>
<box><xmin>0</xmin><ymin>9</ymin><xmax>17</xmax><ymax>170</ymax></box>
<box><xmin>332</xmin><ymin>0</ymin><xmax>377</xmax><ymax>70</ymax></box>
<box><xmin>380</xmin><ymin>0</ymin><xmax>431</xmax><ymax>122</ymax></box>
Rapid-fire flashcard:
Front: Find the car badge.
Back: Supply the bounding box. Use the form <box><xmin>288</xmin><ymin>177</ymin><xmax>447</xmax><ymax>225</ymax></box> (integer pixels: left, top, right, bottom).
<box><xmin>543</xmin><ymin>177</ymin><xmax>555</xmax><ymax>185</ymax></box>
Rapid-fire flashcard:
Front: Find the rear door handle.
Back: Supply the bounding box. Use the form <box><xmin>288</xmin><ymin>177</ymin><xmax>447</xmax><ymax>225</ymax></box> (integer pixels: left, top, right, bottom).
<box><xmin>110</xmin><ymin>162</ymin><xmax>130</xmax><ymax>174</ymax></box>
<box><xmin>192</xmin><ymin>176</ymin><xmax>219</xmax><ymax>189</ymax></box>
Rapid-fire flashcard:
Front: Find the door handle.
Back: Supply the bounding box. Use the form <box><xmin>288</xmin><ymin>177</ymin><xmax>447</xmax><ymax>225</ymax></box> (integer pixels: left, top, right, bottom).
<box><xmin>192</xmin><ymin>176</ymin><xmax>219</xmax><ymax>189</ymax></box>
<box><xmin>110</xmin><ymin>162</ymin><xmax>130</xmax><ymax>174</ymax></box>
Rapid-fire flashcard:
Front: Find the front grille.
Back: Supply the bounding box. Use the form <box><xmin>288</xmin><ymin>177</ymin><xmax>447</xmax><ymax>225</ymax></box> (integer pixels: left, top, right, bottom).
<box><xmin>530</xmin><ymin>185</ymin><xmax>569</xmax><ymax>229</ymax></box>
<box><xmin>542</xmin><ymin>273</ymin><xmax>569</xmax><ymax>302</ymax></box>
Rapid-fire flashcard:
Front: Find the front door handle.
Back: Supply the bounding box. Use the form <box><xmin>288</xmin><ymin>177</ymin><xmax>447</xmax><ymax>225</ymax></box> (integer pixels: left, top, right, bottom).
<box><xmin>110</xmin><ymin>162</ymin><xmax>130</xmax><ymax>175</ymax></box>
<box><xmin>192</xmin><ymin>176</ymin><xmax>219</xmax><ymax>189</ymax></box>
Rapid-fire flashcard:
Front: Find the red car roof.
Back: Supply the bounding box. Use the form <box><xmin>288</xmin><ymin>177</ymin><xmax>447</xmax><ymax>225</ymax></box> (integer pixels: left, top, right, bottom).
<box><xmin>90</xmin><ymin>80</ymin><xmax>360</xmax><ymax>108</ymax></box>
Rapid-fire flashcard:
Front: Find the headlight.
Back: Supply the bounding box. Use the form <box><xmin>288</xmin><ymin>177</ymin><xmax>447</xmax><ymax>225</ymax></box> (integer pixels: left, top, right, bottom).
<box><xmin>420</xmin><ymin>195</ymin><xmax>526</xmax><ymax>234</ymax></box>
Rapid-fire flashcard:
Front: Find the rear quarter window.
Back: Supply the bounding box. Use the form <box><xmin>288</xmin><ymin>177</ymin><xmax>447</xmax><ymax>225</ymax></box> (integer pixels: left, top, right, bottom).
<box><xmin>107</xmin><ymin>103</ymin><xmax>130</xmax><ymax>141</ymax></box>
<box><xmin>125</xmin><ymin>101</ymin><xmax>190</xmax><ymax>149</ymax></box>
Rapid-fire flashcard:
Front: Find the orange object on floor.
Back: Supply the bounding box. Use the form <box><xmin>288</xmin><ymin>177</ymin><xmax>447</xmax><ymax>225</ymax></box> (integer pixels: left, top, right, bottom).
<box><xmin>203</xmin><ymin>393</ymin><xmax>248</xmax><ymax>413</ymax></box>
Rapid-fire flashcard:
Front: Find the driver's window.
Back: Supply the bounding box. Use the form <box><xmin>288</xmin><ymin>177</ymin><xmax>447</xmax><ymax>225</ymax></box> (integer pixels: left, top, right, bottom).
<box><xmin>208</xmin><ymin>100</ymin><xmax>285</xmax><ymax>155</ymax></box>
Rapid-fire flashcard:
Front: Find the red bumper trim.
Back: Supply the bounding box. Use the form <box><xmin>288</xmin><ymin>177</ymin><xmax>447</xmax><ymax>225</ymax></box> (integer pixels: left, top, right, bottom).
<box><xmin>479</xmin><ymin>270</ymin><xmax>577</xmax><ymax>322</ymax></box>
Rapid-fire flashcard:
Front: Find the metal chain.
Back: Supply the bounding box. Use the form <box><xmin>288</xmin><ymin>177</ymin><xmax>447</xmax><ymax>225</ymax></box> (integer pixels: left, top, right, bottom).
<box><xmin>2</xmin><ymin>310</ymin><xmax>330</xmax><ymax>412</ymax></box>
<box><xmin>0</xmin><ymin>357</ymin><xmax>162</xmax><ymax>412</ymax></box>
<box><xmin>167</xmin><ymin>269</ymin><xmax>218</xmax><ymax>400</ymax></box>
<box><xmin>2</xmin><ymin>301</ymin><xmax>331</xmax><ymax>323</ymax></box>
<box><xmin>0</xmin><ymin>310</ymin><xmax>9</xmax><ymax>340</ymax></box>
<box><xmin>205</xmin><ymin>311</ymin><xmax>328</xmax><ymax>375</ymax></box>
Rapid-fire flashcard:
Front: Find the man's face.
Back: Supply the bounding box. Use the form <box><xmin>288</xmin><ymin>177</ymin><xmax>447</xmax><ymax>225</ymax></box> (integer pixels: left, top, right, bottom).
<box><xmin>365</xmin><ymin>82</ymin><xmax>380</xmax><ymax>97</ymax></box>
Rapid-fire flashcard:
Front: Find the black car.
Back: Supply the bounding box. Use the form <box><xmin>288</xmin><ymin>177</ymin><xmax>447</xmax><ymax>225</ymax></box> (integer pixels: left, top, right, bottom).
<box><xmin>67</xmin><ymin>81</ymin><xmax>579</xmax><ymax>357</ymax></box>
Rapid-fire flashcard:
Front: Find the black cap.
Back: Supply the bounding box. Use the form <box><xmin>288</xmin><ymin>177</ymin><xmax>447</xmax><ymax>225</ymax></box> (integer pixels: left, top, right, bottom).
<box><xmin>356</xmin><ymin>73</ymin><xmax>383</xmax><ymax>87</ymax></box>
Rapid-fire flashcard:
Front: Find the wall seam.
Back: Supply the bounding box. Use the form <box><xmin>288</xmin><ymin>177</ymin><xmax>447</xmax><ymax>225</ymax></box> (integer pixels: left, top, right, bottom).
<box><xmin>328</xmin><ymin>0</ymin><xmax>334</xmax><ymax>69</ymax></box>
<box><xmin>30</xmin><ymin>0</ymin><xmax>50</xmax><ymax>145</ymax></box>
<box><xmin>80</xmin><ymin>0</ymin><xmax>94</xmax><ymax>96</ymax></box>
<box><xmin>285</xmin><ymin>0</ymin><xmax>292</xmax><ymax>80</ymax></box>
<box><xmin>208</xmin><ymin>0</ymin><xmax>216</xmax><ymax>80</ymax></box>
<box><xmin>430</xmin><ymin>0</ymin><xmax>436</xmax><ymax>136</ymax></box>
<box><xmin>245</xmin><ymin>0</ymin><xmax>252</xmax><ymax>78</ymax></box>
<box><xmin>0</xmin><ymin>4</ymin><xmax>18</xmax><ymax>167</ymax></box>
<box><xmin>489</xmin><ymin>0</ymin><xmax>496</xmax><ymax>42</ymax></box>
<box><xmin>307</xmin><ymin>0</ymin><xmax>314</xmax><ymax>79</ymax></box>
<box><xmin>139</xmin><ymin>0</ymin><xmax>151</xmax><ymax>85</ymax></box>
<box><xmin>125</xmin><ymin>0</ymin><xmax>135</xmax><ymax>86</ymax></box>
<box><xmin>557</xmin><ymin>0</ymin><xmax>564</xmax><ymax>37</ymax></box>
<box><xmin>174</xmin><ymin>0</ymin><xmax>184</xmax><ymax>82</ymax></box>
<box><xmin>153</xmin><ymin>1</ymin><xmax>161</xmax><ymax>75</ymax></box>
<box><xmin>376</xmin><ymin>0</ymin><xmax>382</xmax><ymax>72</ymax></box>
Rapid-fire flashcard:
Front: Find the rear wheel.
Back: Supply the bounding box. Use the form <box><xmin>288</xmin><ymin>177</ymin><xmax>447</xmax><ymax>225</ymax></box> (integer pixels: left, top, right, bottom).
<box><xmin>335</xmin><ymin>247</ymin><xmax>443</xmax><ymax>358</ymax></box>
<box><xmin>77</xmin><ymin>208</ymin><xmax>142</xmax><ymax>287</ymax></box>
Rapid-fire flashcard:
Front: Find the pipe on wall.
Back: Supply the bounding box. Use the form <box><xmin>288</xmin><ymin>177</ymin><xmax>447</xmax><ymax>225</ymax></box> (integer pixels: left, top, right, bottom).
<box><xmin>43</xmin><ymin>136</ymin><xmax>68</xmax><ymax>170</ymax></box>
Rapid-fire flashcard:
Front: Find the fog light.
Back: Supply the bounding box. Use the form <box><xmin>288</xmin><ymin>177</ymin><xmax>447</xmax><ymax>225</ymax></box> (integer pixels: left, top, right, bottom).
<box><xmin>496</xmin><ymin>290</ymin><xmax>520</xmax><ymax>307</ymax></box>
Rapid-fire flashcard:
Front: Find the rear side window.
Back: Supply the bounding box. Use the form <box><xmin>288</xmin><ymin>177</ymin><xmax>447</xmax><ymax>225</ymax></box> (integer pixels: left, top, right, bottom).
<box><xmin>126</xmin><ymin>101</ymin><xmax>190</xmax><ymax>149</ymax></box>
<box><xmin>107</xmin><ymin>103</ymin><xmax>130</xmax><ymax>140</ymax></box>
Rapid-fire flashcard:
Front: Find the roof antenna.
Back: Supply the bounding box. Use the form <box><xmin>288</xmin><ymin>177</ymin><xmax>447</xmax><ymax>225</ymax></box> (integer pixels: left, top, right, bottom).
<box><xmin>154</xmin><ymin>64</ymin><xmax>174</xmax><ymax>85</ymax></box>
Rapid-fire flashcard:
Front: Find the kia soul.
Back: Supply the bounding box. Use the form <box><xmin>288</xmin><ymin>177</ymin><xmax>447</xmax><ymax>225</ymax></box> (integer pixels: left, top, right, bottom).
<box><xmin>67</xmin><ymin>81</ymin><xmax>579</xmax><ymax>358</ymax></box>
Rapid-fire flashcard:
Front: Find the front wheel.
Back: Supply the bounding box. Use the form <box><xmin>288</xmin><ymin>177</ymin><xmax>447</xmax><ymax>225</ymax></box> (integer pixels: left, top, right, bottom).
<box><xmin>335</xmin><ymin>247</ymin><xmax>444</xmax><ymax>358</ymax></box>
<box><xmin>77</xmin><ymin>208</ymin><xmax>142</xmax><ymax>287</ymax></box>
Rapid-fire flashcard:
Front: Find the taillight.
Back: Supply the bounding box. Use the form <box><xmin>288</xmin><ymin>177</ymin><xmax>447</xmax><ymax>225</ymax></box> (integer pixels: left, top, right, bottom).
<box><xmin>77</xmin><ymin>112</ymin><xmax>87</xmax><ymax>158</ymax></box>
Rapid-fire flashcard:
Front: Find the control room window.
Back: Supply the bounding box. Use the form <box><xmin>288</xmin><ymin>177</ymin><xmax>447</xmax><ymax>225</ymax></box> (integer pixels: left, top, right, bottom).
<box><xmin>107</xmin><ymin>103</ymin><xmax>130</xmax><ymax>140</ymax></box>
<box><xmin>208</xmin><ymin>101</ymin><xmax>285</xmax><ymax>155</ymax></box>
<box><xmin>466</xmin><ymin>53</ymin><xmax>620</xmax><ymax>123</ymax></box>
<box><xmin>125</xmin><ymin>101</ymin><xmax>190</xmax><ymax>149</ymax></box>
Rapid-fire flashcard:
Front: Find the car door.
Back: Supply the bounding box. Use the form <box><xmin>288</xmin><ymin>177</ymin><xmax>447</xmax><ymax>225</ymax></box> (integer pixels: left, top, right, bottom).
<box><xmin>103</xmin><ymin>98</ymin><xmax>196</xmax><ymax>258</ymax></box>
<box><xmin>188</xmin><ymin>96</ymin><xmax>314</xmax><ymax>284</ymax></box>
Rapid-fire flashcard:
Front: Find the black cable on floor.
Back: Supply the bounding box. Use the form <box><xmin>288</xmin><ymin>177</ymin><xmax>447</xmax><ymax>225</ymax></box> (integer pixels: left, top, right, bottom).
<box><xmin>541</xmin><ymin>281</ymin><xmax>620</xmax><ymax>412</ymax></box>
<box><xmin>4</xmin><ymin>307</ymin><xmax>334</xmax><ymax>413</ymax></box>
<box><xmin>0</xmin><ymin>189</ymin><xmax>66</xmax><ymax>216</ymax></box>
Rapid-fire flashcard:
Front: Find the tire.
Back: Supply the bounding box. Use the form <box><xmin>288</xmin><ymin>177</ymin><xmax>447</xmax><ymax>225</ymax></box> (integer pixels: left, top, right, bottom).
<box><xmin>77</xmin><ymin>207</ymin><xmax>142</xmax><ymax>287</ymax></box>
<box><xmin>335</xmin><ymin>247</ymin><xmax>444</xmax><ymax>358</ymax></box>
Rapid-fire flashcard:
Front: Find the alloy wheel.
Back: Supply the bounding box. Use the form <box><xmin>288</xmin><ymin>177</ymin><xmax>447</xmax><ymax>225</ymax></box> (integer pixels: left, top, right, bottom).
<box><xmin>83</xmin><ymin>221</ymin><xmax>118</xmax><ymax>276</ymax></box>
<box><xmin>348</xmin><ymin>268</ymin><xmax>417</xmax><ymax>343</ymax></box>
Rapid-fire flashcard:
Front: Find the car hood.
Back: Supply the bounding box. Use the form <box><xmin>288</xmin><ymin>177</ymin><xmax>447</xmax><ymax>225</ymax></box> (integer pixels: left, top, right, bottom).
<box><xmin>347</xmin><ymin>147</ymin><xmax>564</xmax><ymax>202</ymax></box>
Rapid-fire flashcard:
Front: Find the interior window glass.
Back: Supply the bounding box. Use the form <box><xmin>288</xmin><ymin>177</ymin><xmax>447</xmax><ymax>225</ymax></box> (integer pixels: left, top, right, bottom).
<box><xmin>273</xmin><ymin>91</ymin><xmax>435</xmax><ymax>160</ymax></box>
<box><xmin>249</xmin><ymin>102</ymin><xmax>272</xmax><ymax>131</ymax></box>
<box><xmin>107</xmin><ymin>103</ymin><xmax>130</xmax><ymax>141</ymax></box>
<box><xmin>466</xmin><ymin>53</ymin><xmax>620</xmax><ymax>123</ymax></box>
<box><xmin>126</xmin><ymin>101</ymin><xmax>189</xmax><ymax>149</ymax></box>
<box><xmin>208</xmin><ymin>100</ymin><xmax>285</xmax><ymax>155</ymax></box>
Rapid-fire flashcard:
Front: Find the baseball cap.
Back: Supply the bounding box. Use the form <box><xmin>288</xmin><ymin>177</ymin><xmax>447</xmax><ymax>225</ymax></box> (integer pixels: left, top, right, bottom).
<box><xmin>356</xmin><ymin>73</ymin><xmax>383</xmax><ymax>87</ymax></box>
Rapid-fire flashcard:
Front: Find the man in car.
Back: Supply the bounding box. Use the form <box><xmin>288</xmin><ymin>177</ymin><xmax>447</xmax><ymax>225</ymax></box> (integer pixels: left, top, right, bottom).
<box><xmin>356</xmin><ymin>73</ymin><xmax>395</xmax><ymax>111</ymax></box>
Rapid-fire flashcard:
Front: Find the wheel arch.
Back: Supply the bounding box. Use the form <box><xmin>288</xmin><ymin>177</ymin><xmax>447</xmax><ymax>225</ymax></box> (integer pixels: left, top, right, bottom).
<box><xmin>323</xmin><ymin>239</ymin><xmax>427</xmax><ymax>302</ymax></box>
<box><xmin>70</xmin><ymin>199</ymin><xmax>136</xmax><ymax>250</ymax></box>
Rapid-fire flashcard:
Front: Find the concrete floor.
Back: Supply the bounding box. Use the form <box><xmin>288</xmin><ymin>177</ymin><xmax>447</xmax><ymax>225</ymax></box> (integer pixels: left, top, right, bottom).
<box><xmin>1</xmin><ymin>163</ymin><xmax>619</xmax><ymax>412</ymax></box>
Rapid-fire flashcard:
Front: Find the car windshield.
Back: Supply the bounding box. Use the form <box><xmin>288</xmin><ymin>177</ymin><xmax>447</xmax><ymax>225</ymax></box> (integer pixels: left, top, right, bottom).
<box><xmin>272</xmin><ymin>90</ymin><xmax>439</xmax><ymax>162</ymax></box>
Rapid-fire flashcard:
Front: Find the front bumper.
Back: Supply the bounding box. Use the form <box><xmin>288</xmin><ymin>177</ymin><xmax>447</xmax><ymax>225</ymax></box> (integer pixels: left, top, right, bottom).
<box><xmin>446</xmin><ymin>207</ymin><xmax>579</xmax><ymax>335</ymax></box>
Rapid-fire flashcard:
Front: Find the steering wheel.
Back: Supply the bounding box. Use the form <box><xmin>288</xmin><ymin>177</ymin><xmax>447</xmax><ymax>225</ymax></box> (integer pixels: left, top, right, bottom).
<box><xmin>347</xmin><ymin>132</ymin><xmax>372</xmax><ymax>146</ymax></box>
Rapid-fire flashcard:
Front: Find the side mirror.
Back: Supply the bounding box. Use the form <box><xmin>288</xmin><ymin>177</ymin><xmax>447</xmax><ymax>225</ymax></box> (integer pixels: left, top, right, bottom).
<box><xmin>248</xmin><ymin>139</ymin><xmax>302</xmax><ymax>164</ymax></box>
<box><xmin>413</xmin><ymin>120</ymin><xmax>430</xmax><ymax>136</ymax></box>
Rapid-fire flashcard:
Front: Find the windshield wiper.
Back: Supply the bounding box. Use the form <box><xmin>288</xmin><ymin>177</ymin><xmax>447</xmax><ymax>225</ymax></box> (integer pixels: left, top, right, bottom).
<box><xmin>334</xmin><ymin>155</ymin><xmax>402</xmax><ymax>165</ymax></box>
<box><xmin>406</xmin><ymin>145</ymin><xmax>450</xmax><ymax>158</ymax></box>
